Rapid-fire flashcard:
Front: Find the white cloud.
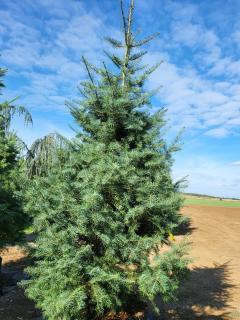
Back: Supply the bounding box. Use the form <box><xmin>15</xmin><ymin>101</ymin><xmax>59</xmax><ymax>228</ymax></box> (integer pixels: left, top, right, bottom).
<box><xmin>172</xmin><ymin>22</ymin><xmax>201</xmax><ymax>47</ymax></box>
<box><xmin>1</xmin><ymin>0</ymin><xmax>240</xmax><ymax>140</ymax></box>
<box><xmin>144</xmin><ymin>48</ymin><xmax>240</xmax><ymax>136</ymax></box>
<box><xmin>204</xmin><ymin>127</ymin><xmax>230</xmax><ymax>138</ymax></box>
<box><xmin>173</xmin><ymin>156</ymin><xmax>240</xmax><ymax>198</ymax></box>
<box><xmin>56</xmin><ymin>15</ymin><xmax>103</xmax><ymax>54</ymax></box>
<box><xmin>231</xmin><ymin>161</ymin><xmax>240</xmax><ymax>167</ymax></box>
<box><xmin>0</xmin><ymin>0</ymin><xmax>111</xmax><ymax>116</ymax></box>
<box><xmin>232</xmin><ymin>30</ymin><xmax>240</xmax><ymax>44</ymax></box>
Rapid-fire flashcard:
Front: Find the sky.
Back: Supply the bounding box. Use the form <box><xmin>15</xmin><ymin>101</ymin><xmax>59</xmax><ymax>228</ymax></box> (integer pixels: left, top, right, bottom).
<box><xmin>0</xmin><ymin>0</ymin><xmax>240</xmax><ymax>198</ymax></box>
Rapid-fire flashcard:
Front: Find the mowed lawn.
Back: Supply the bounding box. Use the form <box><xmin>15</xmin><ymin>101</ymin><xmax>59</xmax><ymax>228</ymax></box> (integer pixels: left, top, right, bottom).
<box><xmin>184</xmin><ymin>196</ymin><xmax>240</xmax><ymax>208</ymax></box>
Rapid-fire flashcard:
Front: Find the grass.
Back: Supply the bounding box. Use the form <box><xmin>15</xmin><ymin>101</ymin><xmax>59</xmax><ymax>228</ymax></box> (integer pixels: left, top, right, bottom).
<box><xmin>184</xmin><ymin>197</ymin><xmax>240</xmax><ymax>208</ymax></box>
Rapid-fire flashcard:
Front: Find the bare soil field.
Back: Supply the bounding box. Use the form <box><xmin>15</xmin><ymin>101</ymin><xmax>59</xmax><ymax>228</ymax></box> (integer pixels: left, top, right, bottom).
<box><xmin>0</xmin><ymin>205</ymin><xmax>239</xmax><ymax>320</ymax></box>
<box><xmin>159</xmin><ymin>205</ymin><xmax>240</xmax><ymax>319</ymax></box>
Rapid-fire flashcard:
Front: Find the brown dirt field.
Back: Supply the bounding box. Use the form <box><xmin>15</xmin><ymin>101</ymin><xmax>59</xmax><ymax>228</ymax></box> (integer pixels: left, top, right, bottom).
<box><xmin>159</xmin><ymin>205</ymin><xmax>240</xmax><ymax>320</ymax></box>
<box><xmin>0</xmin><ymin>205</ymin><xmax>239</xmax><ymax>319</ymax></box>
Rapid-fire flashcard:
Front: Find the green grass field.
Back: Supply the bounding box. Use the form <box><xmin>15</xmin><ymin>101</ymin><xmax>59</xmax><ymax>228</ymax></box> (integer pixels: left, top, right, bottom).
<box><xmin>184</xmin><ymin>197</ymin><xmax>240</xmax><ymax>208</ymax></box>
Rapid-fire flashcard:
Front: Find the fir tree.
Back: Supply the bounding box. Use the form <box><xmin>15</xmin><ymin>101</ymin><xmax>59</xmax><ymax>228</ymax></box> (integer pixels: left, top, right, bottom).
<box><xmin>0</xmin><ymin>65</ymin><xmax>32</xmax><ymax>247</ymax></box>
<box><xmin>23</xmin><ymin>1</ymin><xmax>189</xmax><ymax>319</ymax></box>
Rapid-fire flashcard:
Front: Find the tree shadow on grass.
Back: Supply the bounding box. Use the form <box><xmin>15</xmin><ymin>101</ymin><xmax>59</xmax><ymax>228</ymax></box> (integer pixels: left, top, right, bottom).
<box><xmin>151</xmin><ymin>262</ymin><xmax>237</xmax><ymax>320</ymax></box>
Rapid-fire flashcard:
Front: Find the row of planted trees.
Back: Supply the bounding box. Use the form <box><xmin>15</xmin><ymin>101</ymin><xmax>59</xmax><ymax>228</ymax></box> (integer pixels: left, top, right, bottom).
<box><xmin>0</xmin><ymin>66</ymin><xmax>32</xmax><ymax>247</ymax></box>
<box><xmin>0</xmin><ymin>1</ymin><xmax>189</xmax><ymax>319</ymax></box>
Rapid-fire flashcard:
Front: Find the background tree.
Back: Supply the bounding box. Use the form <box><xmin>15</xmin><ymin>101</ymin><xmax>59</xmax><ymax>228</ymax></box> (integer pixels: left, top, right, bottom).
<box><xmin>23</xmin><ymin>1</ymin><xmax>189</xmax><ymax>319</ymax></box>
<box><xmin>0</xmin><ymin>65</ymin><xmax>32</xmax><ymax>247</ymax></box>
<box><xmin>26</xmin><ymin>132</ymin><xmax>72</xmax><ymax>179</ymax></box>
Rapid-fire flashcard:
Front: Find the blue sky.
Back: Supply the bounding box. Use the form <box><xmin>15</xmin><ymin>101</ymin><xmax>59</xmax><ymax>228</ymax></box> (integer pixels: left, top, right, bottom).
<box><xmin>1</xmin><ymin>0</ymin><xmax>240</xmax><ymax>198</ymax></box>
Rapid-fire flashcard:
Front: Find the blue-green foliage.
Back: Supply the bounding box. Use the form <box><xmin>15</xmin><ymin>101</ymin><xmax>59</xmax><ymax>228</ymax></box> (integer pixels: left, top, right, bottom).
<box><xmin>0</xmin><ymin>66</ymin><xmax>31</xmax><ymax>247</ymax></box>
<box><xmin>23</xmin><ymin>1</ymin><xmax>189</xmax><ymax>319</ymax></box>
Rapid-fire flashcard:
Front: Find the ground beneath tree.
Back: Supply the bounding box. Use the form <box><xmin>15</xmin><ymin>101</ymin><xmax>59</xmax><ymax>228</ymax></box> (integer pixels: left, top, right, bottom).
<box><xmin>159</xmin><ymin>205</ymin><xmax>240</xmax><ymax>320</ymax></box>
<box><xmin>0</xmin><ymin>245</ymin><xmax>41</xmax><ymax>320</ymax></box>
<box><xmin>0</xmin><ymin>205</ymin><xmax>239</xmax><ymax>320</ymax></box>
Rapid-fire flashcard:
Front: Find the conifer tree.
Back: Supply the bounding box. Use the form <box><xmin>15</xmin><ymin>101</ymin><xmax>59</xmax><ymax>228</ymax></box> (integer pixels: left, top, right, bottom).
<box><xmin>26</xmin><ymin>132</ymin><xmax>71</xmax><ymax>178</ymax></box>
<box><xmin>0</xmin><ymin>65</ymin><xmax>32</xmax><ymax>247</ymax></box>
<box><xmin>23</xmin><ymin>1</ymin><xmax>189</xmax><ymax>319</ymax></box>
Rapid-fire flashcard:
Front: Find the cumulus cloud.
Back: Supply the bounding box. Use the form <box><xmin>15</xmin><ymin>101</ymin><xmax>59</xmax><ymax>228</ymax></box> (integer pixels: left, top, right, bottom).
<box><xmin>0</xmin><ymin>0</ymin><xmax>110</xmax><ymax>114</ymax></box>
<box><xmin>1</xmin><ymin>0</ymin><xmax>240</xmax><ymax>139</ymax></box>
<box><xmin>1</xmin><ymin>0</ymin><xmax>240</xmax><ymax>197</ymax></box>
<box><xmin>145</xmin><ymin>51</ymin><xmax>240</xmax><ymax>136</ymax></box>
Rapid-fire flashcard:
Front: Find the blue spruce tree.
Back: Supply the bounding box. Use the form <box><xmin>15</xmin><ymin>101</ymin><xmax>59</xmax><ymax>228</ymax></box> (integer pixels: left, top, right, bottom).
<box><xmin>23</xmin><ymin>1</ymin><xmax>189</xmax><ymax>319</ymax></box>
